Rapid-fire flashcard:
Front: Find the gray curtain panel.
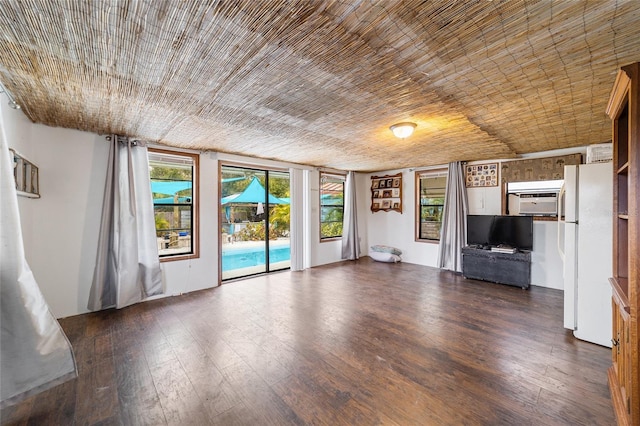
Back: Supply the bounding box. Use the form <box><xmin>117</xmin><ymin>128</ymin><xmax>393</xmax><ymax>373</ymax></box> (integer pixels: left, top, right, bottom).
<box><xmin>88</xmin><ymin>136</ymin><xmax>163</xmax><ymax>311</ymax></box>
<box><xmin>0</xmin><ymin>134</ymin><xmax>77</xmax><ymax>408</ymax></box>
<box><xmin>438</xmin><ymin>162</ymin><xmax>468</xmax><ymax>272</ymax></box>
<box><xmin>341</xmin><ymin>171</ymin><xmax>360</xmax><ymax>260</ymax></box>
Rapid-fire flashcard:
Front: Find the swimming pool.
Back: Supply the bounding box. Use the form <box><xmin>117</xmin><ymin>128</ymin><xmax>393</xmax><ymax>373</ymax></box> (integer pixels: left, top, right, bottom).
<box><xmin>222</xmin><ymin>244</ymin><xmax>290</xmax><ymax>271</ymax></box>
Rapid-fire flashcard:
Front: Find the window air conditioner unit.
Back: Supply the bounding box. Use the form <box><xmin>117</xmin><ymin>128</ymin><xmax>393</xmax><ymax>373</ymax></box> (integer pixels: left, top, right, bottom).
<box><xmin>519</xmin><ymin>193</ymin><xmax>558</xmax><ymax>216</ymax></box>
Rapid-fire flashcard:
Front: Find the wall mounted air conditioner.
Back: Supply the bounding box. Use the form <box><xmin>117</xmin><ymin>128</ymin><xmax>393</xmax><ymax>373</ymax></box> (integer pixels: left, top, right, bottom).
<box><xmin>519</xmin><ymin>192</ymin><xmax>558</xmax><ymax>216</ymax></box>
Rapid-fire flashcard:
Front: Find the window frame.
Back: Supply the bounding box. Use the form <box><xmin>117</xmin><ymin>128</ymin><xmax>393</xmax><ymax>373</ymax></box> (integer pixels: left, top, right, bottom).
<box><xmin>149</xmin><ymin>148</ymin><xmax>199</xmax><ymax>262</ymax></box>
<box><xmin>319</xmin><ymin>172</ymin><xmax>346</xmax><ymax>242</ymax></box>
<box><xmin>415</xmin><ymin>168</ymin><xmax>448</xmax><ymax>243</ymax></box>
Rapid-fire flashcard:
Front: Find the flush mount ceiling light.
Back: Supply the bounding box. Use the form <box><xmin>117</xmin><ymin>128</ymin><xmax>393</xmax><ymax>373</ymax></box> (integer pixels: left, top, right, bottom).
<box><xmin>389</xmin><ymin>122</ymin><xmax>416</xmax><ymax>139</ymax></box>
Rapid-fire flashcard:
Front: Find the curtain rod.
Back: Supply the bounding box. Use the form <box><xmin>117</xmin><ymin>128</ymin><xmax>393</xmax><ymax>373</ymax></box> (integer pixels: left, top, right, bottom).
<box><xmin>0</xmin><ymin>81</ymin><xmax>20</xmax><ymax>109</ymax></box>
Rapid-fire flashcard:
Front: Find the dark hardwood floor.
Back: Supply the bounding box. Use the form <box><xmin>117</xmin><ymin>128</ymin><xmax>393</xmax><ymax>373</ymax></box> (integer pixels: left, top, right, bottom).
<box><xmin>2</xmin><ymin>258</ymin><xmax>615</xmax><ymax>425</ymax></box>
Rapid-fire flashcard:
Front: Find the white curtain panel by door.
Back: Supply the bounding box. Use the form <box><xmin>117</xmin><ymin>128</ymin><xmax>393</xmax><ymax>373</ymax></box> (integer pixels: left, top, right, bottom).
<box><xmin>341</xmin><ymin>171</ymin><xmax>360</xmax><ymax>260</ymax></box>
<box><xmin>88</xmin><ymin>136</ymin><xmax>163</xmax><ymax>311</ymax></box>
<box><xmin>0</xmin><ymin>127</ymin><xmax>77</xmax><ymax>408</ymax></box>
<box><xmin>288</xmin><ymin>167</ymin><xmax>306</xmax><ymax>271</ymax></box>
<box><xmin>437</xmin><ymin>162</ymin><xmax>468</xmax><ymax>272</ymax></box>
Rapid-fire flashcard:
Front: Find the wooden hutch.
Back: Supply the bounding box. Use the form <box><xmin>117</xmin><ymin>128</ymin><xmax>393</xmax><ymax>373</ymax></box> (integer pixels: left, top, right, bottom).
<box><xmin>606</xmin><ymin>62</ymin><xmax>640</xmax><ymax>425</ymax></box>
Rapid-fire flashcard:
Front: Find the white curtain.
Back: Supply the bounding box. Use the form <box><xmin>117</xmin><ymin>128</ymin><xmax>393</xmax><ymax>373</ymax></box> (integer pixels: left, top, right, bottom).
<box><xmin>437</xmin><ymin>162</ymin><xmax>468</xmax><ymax>272</ymax></box>
<box><xmin>289</xmin><ymin>168</ymin><xmax>307</xmax><ymax>271</ymax></box>
<box><xmin>87</xmin><ymin>136</ymin><xmax>163</xmax><ymax>311</ymax></box>
<box><xmin>1</xmin><ymin>129</ymin><xmax>77</xmax><ymax>408</ymax></box>
<box><xmin>341</xmin><ymin>171</ymin><xmax>360</xmax><ymax>260</ymax></box>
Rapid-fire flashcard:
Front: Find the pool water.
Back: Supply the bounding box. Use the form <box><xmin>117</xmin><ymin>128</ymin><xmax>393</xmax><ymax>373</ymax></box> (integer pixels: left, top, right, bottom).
<box><xmin>222</xmin><ymin>245</ymin><xmax>290</xmax><ymax>271</ymax></box>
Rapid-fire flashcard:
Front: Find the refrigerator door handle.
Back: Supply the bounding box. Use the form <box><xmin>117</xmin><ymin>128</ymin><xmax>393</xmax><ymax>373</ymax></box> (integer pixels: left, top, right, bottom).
<box><xmin>557</xmin><ymin>184</ymin><xmax>566</xmax><ymax>262</ymax></box>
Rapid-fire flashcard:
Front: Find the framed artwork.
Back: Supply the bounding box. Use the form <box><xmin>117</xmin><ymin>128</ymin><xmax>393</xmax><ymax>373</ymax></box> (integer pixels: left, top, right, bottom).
<box><xmin>465</xmin><ymin>162</ymin><xmax>498</xmax><ymax>187</ymax></box>
<box><xmin>371</xmin><ymin>173</ymin><xmax>402</xmax><ymax>213</ymax></box>
<box><xmin>9</xmin><ymin>148</ymin><xmax>40</xmax><ymax>198</ymax></box>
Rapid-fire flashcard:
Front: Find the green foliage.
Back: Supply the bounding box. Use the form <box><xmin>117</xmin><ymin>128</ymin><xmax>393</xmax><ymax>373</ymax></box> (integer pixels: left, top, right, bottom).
<box><xmin>421</xmin><ymin>205</ymin><xmax>443</xmax><ymax>221</ymax></box>
<box><xmin>150</xmin><ymin>165</ymin><xmax>191</xmax><ymax>181</ymax></box>
<box><xmin>322</xmin><ymin>206</ymin><xmax>343</xmax><ymax>222</ymax></box>
<box><xmin>321</xmin><ymin>222</ymin><xmax>343</xmax><ymax>239</ymax></box>
<box><xmin>155</xmin><ymin>215</ymin><xmax>170</xmax><ymax>230</ymax></box>
<box><xmin>269</xmin><ymin>204</ymin><xmax>290</xmax><ymax>234</ymax></box>
<box><xmin>235</xmin><ymin>222</ymin><xmax>285</xmax><ymax>242</ymax></box>
<box><xmin>222</xmin><ymin>177</ymin><xmax>250</xmax><ymax>198</ymax></box>
<box><xmin>268</xmin><ymin>176</ymin><xmax>290</xmax><ymax>199</ymax></box>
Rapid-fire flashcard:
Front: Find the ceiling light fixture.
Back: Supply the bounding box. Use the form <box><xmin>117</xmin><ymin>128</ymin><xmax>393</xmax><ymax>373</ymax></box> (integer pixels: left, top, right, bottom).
<box><xmin>390</xmin><ymin>122</ymin><xmax>416</xmax><ymax>139</ymax></box>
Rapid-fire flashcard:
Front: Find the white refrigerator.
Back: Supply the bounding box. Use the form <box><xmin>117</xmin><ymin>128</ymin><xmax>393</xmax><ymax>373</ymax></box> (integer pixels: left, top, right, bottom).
<box><xmin>558</xmin><ymin>163</ymin><xmax>613</xmax><ymax>347</ymax></box>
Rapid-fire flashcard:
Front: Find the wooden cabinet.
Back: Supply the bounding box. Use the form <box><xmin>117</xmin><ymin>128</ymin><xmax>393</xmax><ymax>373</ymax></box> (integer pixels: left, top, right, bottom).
<box><xmin>606</xmin><ymin>62</ymin><xmax>639</xmax><ymax>425</ymax></box>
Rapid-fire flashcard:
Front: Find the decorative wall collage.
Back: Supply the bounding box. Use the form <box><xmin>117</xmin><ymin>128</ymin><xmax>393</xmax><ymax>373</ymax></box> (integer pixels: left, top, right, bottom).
<box><xmin>371</xmin><ymin>173</ymin><xmax>402</xmax><ymax>213</ymax></box>
<box><xmin>465</xmin><ymin>162</ymin><xmax>498</xmax><ymax>187</ymax></box>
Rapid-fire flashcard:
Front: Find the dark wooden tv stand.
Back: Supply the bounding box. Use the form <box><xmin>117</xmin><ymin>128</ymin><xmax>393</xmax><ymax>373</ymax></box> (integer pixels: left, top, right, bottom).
<box><xmin>461</xmin><ymin>247</ymin><xmax>531</xmax><ymax>289</ymax></box>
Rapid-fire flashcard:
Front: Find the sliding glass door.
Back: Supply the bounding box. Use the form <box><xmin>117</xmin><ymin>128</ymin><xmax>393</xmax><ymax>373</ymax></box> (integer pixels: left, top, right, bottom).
<box><xmin>220</xmin><ymin>165</ymin><xmax>290</xmax><ymax>280</ymax></box>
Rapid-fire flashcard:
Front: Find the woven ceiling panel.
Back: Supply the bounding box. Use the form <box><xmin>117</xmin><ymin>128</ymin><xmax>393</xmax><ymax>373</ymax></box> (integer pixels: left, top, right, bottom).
<box><xmin>0</xmin><ymin>1</ymin><xmax>638</xmax><ymax>171</ymax></box>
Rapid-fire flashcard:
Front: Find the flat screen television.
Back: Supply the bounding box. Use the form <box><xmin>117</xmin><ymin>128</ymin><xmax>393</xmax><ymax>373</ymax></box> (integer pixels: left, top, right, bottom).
<box><xmin>466</xmin><ymin>215</ymin><xmax>494</xmax><ymax>247</ymax></box>
<box><xmin>466</xmin><ymin>215</ymin><xmax>534</xmax><ymax>251</ymax></box>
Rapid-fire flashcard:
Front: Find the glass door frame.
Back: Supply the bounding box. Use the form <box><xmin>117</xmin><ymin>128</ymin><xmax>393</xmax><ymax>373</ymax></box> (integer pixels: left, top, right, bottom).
<box><xmin>218</xmin><ymin>162</ymin><xmax>290</xmax><ymax>282</ymax></box>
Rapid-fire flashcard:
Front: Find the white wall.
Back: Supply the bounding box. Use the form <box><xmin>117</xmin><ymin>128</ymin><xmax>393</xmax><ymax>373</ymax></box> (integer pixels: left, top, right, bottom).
<box><xmin>363</xmin><ymin>169</ymin><xmax>440</xmax><ymax>267</ymax></box>
<box><xmin>466</xmin><ymin>172</ymin><xmax>563</xmax><ymax>290</ymax></box>
<box><xmin>362</xmin><ymin>164</ymin><xmax>565</xmax><ymax>289</ymax></box>
<box><xmin>1</xmin><ymin>102</ymin><xmax>110</xmax><ymax>318</ymax></box>
<box><xmin>3</xmin><ymin>101</ymin><xmax>570</xmax><ymax>318</ymax></box>
<box><xmin>157</xmin><ymin>151</ymin><xmax>219</xmax><ymax>298</ymax></box>
<box><xmin>2</xmin><ymin>105</ymin><xmax>350</xmax><ymax>317</ymax></box>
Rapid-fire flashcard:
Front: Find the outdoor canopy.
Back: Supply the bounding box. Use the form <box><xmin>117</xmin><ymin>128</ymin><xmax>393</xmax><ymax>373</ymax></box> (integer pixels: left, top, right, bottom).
<box><xmin>150</xmin><ymin>180</ymin><xmax>192</xmax><ymax>196</ymax></box>
<box><xmin>221</xmin><ymin>176</ymin><xmax>289</xmax><ymax>205</ymax></box>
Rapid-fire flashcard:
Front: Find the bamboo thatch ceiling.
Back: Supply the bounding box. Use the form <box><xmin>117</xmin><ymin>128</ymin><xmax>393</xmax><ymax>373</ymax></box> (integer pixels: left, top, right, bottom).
<box><xmin>0</xmin><ymin>1</ymin><xmax>639</xmax><ymax>172</ymax></box>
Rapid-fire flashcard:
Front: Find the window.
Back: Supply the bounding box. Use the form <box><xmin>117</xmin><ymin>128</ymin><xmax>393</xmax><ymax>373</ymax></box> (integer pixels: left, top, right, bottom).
<box><xmin>149</xmin><ymin>149</ymin><xmax>199</xmax><ymax>259</ymax></box>
<box><xmin>320</xmin><ymin>172</ymin><xmax>345</xmax><ymax>240</ymax></box>
<box><xmin>416</xmin><ymin>170</ymin><xmax>447</xmax><ymax>241</ymax></box>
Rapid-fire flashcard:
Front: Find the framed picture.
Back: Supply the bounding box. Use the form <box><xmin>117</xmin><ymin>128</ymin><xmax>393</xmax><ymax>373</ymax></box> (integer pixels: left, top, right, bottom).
<box><xmin>371</xmin><ymin>173</ymin><xmax>402</xmax><ymax>213</ymax></box>
<box><xmin>465</xmin><ymin>163</ymin><xmax>499</xmax><ymax>187</ymax></box>
<box><xmin>9</xmin><ymin>148</ymin><xmax>40</xmax><ymax>198</ymax></box>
